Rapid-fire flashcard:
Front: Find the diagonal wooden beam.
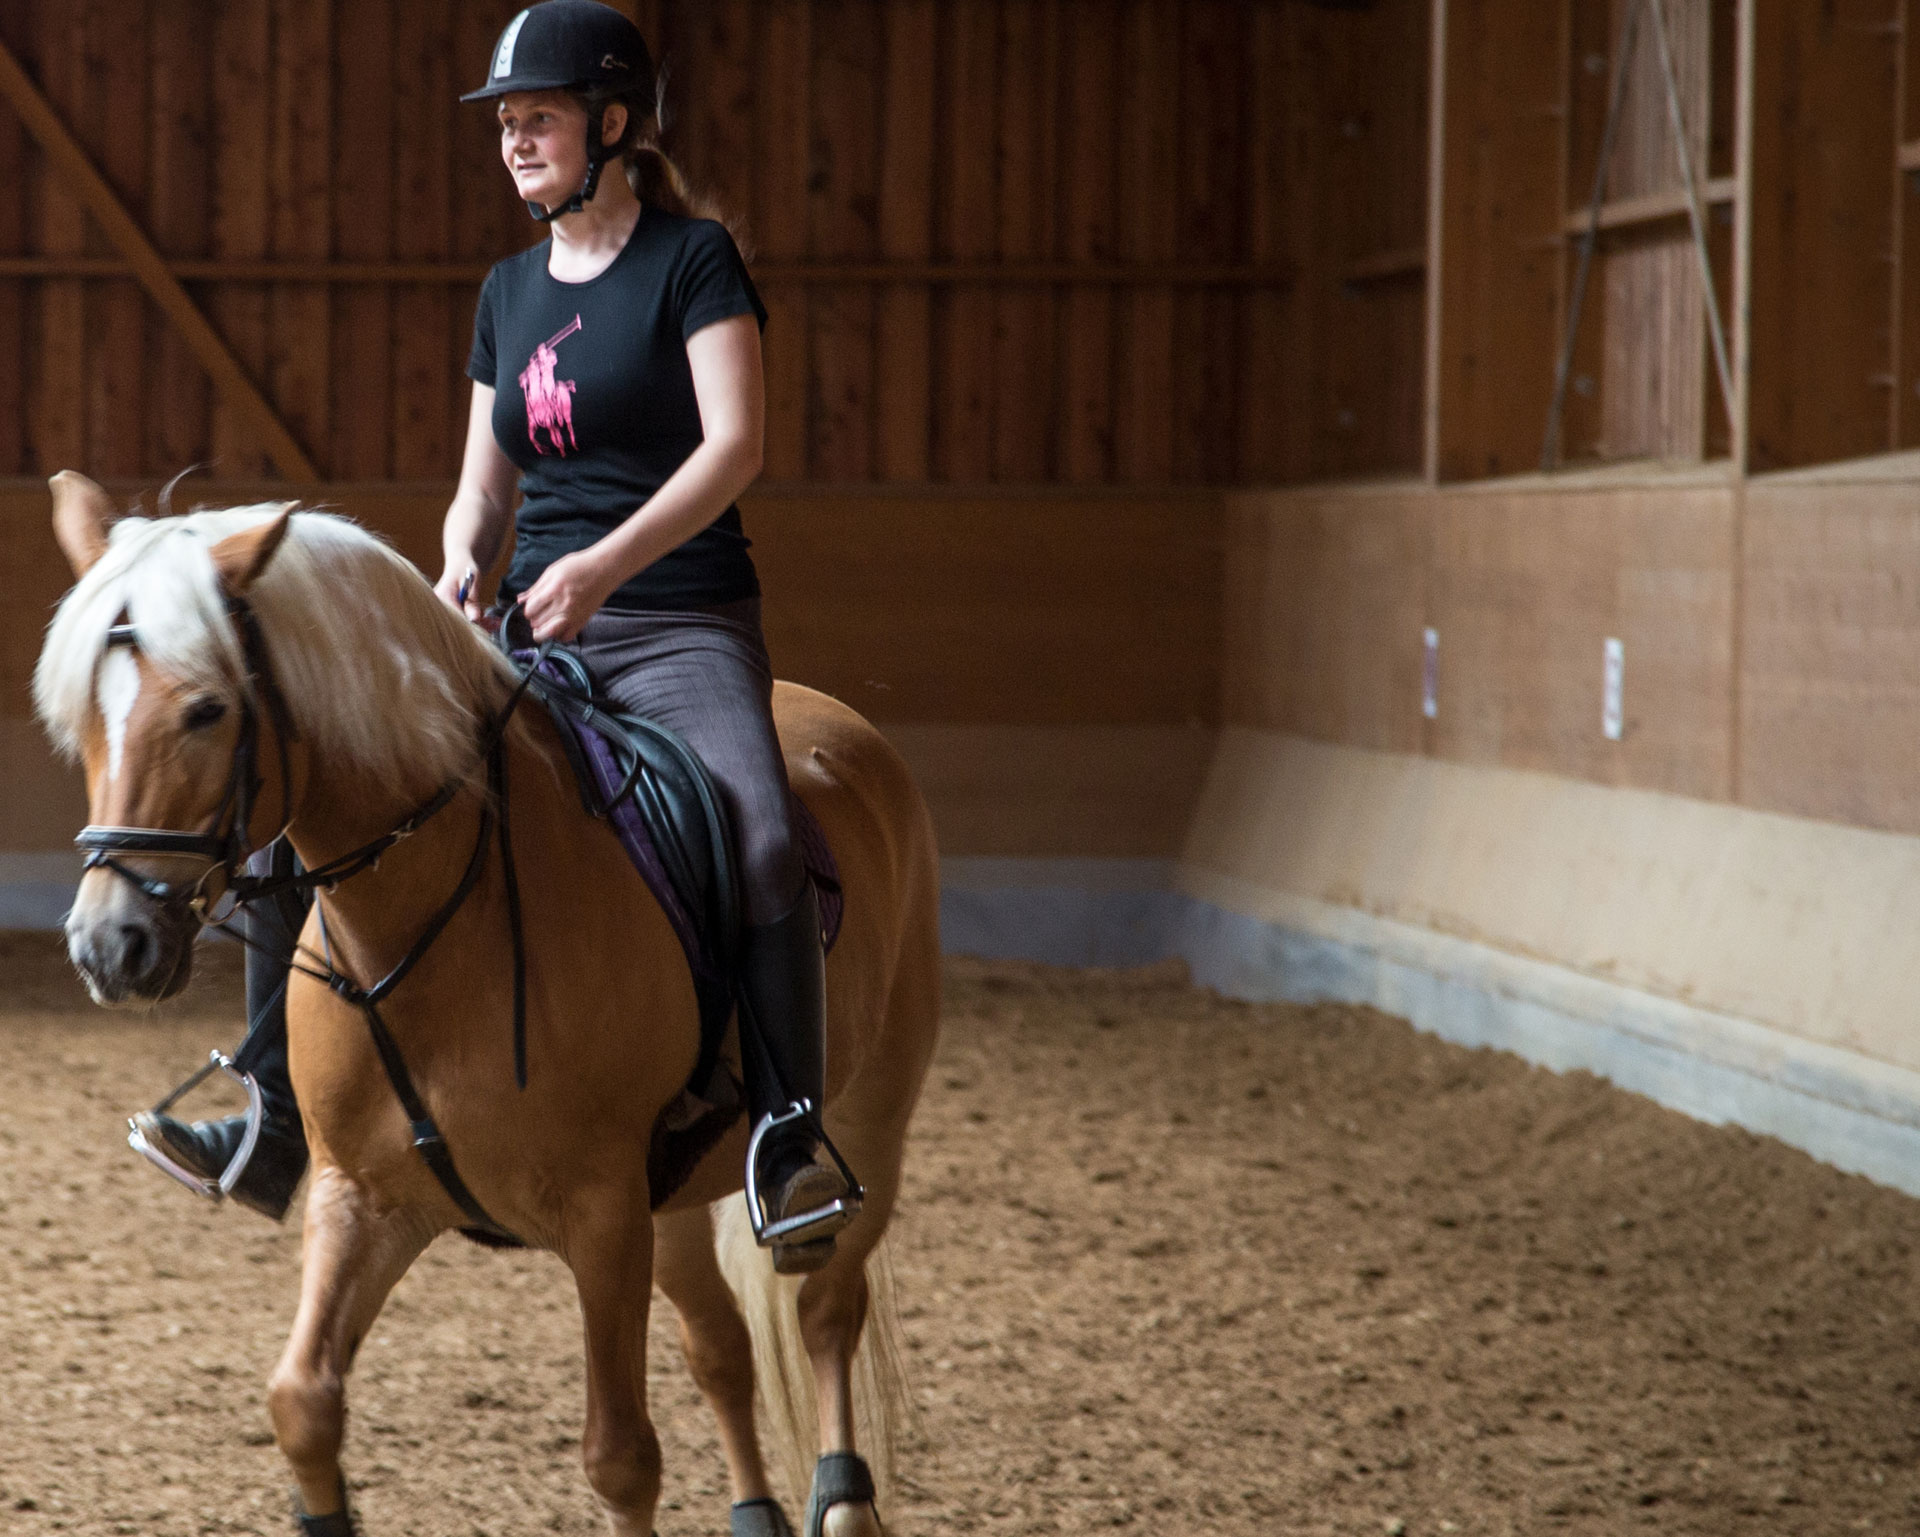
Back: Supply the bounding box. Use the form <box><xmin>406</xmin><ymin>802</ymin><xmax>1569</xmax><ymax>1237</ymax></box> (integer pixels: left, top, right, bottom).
<box><xmin>0</xmin><ymin>36</ymin><xmax>319</xmax><ymax>481</ymax></box>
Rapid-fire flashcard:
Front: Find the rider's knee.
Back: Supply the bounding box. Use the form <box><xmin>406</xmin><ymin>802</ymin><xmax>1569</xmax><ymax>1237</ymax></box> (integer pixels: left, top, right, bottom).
<box><xmin>267</xmin><ymin>1362</ymin><xmax>345</xmax><ymax>1470</ymax></box>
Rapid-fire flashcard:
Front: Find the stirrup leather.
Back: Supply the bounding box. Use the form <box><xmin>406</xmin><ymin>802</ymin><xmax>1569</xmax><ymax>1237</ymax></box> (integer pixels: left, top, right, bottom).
<box><xmin>744</xmin><ymin>1101</ymin><xmax>864</xmax><ymax>1247</ymax></box>
<box><xmin>126</xmin><ymin>1050</ymin><xmax>265</xmax><ymax>1202</ymax></box>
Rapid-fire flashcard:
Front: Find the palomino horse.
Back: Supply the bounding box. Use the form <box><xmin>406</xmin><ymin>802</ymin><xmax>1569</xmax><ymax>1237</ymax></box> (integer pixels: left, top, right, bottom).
<box><xmin>34</xmin><ymin>472</ymin><xmax>940</xmax><ymax>1536</ymax></box>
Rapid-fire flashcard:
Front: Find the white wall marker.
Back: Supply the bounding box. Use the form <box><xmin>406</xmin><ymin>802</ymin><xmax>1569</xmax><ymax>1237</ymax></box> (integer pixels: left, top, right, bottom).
<box><xmin>1603</xmin><ymin>636</ymin><xmax>1624</xmax><ymax>741</ymax></box>
<box><xmin>1422</xmin><ymin>627</ymin><xmax>1439</xmax><ymax>720</ymax></box>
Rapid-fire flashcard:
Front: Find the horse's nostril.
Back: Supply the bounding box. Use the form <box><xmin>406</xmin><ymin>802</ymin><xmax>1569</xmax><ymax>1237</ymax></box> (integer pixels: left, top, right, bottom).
<box><xmin>118</xmin><ymin>923</ymin><xmax>152</xmax><ymax>980</ymax></box>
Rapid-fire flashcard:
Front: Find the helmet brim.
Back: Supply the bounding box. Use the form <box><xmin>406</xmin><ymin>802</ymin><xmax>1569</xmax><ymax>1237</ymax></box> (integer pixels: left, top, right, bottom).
<box><xmin>460</xmin><ymin>73</ymin><xmax>599</xmax><ymax>103</ymax></box>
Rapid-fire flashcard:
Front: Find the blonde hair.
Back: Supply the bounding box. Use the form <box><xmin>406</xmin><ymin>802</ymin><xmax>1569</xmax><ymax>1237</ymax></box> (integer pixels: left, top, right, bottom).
<box><xmin>36</xmin><ymin>507</ymin><xmax>522</xmax><ymax>801</ymax></box>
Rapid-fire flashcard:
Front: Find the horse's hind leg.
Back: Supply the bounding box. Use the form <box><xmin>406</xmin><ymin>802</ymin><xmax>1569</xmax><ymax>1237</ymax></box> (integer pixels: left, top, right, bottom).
<box><xmin>793</xmin><ymin>1131</ymin><xmax>906</xmax><ymax>1537</ymax></box>
<box><xmin>654</xmin><ymin>1205</ymin><xmax>778</xmax><ymax>1507</ymax></box>
<box><xmin>267</xmin><ymin>1165</ymin><xmax>433</xmax><ymax>1525</ymax></box>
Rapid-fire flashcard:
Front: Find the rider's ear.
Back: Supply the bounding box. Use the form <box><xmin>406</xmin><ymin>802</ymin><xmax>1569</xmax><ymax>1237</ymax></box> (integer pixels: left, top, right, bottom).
<box><xmin>49</xmin><ymin>470</ymin><xmax>114</xmax><ymax>578</ymax></box>
<box><xmin>209</xmin><ymin>507</ymin><xmax>293</xmax><ymax>595</ymax></box>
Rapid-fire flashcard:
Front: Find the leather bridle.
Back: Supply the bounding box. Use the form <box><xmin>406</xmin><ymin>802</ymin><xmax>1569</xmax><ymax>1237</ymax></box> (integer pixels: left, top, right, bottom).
<box><xmin>90</xmin><ymin>594</ymin><xmax>543</xmax><ymax>1243</ymax></box>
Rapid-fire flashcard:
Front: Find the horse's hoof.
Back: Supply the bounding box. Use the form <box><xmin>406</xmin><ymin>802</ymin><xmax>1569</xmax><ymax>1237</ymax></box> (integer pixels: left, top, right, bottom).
<box><xmin>821</xmin><ymin>1502</ymin><xmax>884</xmax><ymax>1537</ymax></box>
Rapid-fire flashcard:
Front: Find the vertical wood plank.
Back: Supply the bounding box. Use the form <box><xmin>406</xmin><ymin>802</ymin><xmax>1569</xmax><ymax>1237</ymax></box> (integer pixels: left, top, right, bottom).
<box><xmin>1239</xmin><ymin>2</ymin><xmax>1310</xmax><ymax>483</ymax></box>
<box><xmin>1900</xmin><ymin>0</ymin><xmax>1920</xmax><ymax>446</ymax></box>
<box><xmin>29</xmin><ymin>0</ymin><xmax>86</xmax><ymax>476</ymax></box>
<box><xmin>210</xmin><ymin>0</ymin><xmax>271</xmax><ymax>475</ymax></box>
<box><xmin>671</xmin><ymin>0</ymin><xmax>757</xmax><ymax>229</ymax></box>
<box><xmin>269</xmin><ymin>0</ymin><xmax>330</xmax><ymax>478</ymax></box>
<box><xmin>391</xmin><ymin>3</ymin><xmax>452</xmax><ymax>480</ymax></box>
<box><xmin>330</xmin><ymin>0</ymin><xmax>393</xmax><ymax>481</ymax></box>
<box><xmin>1429</xmin><ymin>0</ymin><xmax>1565</xmax><ymax>481</ymax></box>
<box><xmin>148</xmin><ymin>0</ymin><xmax>212</xmax><ymax>473</ymax></box>
<box><xmin>0</xmin><ymin>0</ymin><xmax>33</xmax><ymax>474</ymax></box>
<box><xmin>1746</xmin><ymin>0</ymin><xmax>1899</xmax><ymax>470</ymax></box>
<box><xmin>1059</xmin><ymin>0</ymin><xmax>1118</xmax><ymax>484</ymax></box>
<box><xmin>807</xmin><ymin>0</ymin><xmax>880</xmax><ymax>481</ymax></box>
<box><xmin>876</xmin><ymin>0</ymin><xmax>934</xmax><ymax>482</ymax></box>
<box><xmin>991</xmin><ymin>0</ymin><xmax>1056</xmax><ymax>482</ymax></box>
<box><xmin>1172</xmin><ymin>0</ymin><xmax>1243</xmax><ymax>483</ymax></box>
<box><xmin>934</xmin><ymin>1</ymin><xmax>999</xmax><ymax>480</ymax></box>
<box><xmin>86</xmin><ymin>0</ymin><xmax>149</xmax><ymax>480</ymax></box>
<box><xmin>755</xmin><ymin>0</ymin><xmax>812</xmax><ymax>479</ymax></box>
<box><xmin>1114</xmin><ymin>0</ymin><xmax>1178</xmax><ymax>483</ymax></box>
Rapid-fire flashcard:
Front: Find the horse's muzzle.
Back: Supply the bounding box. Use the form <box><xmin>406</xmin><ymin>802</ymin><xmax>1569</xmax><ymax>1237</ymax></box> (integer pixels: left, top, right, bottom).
<box><xmin>66</xmin><ymin>870</ymin><xmax>197</xmax><ymax>1005</ymax></box>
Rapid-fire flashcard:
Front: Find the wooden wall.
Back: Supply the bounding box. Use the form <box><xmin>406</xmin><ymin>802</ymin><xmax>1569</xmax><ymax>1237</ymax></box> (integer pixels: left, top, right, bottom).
<box><xmin>0</xmin><ymin>0</ymin><xmax>1411</xmax><ymax>490</ymax></box>
<box><xmin>1227</xmin><ymin>461</ymin><xmax>1920</xmax><ymax>839</ymax></box>
<box><xmin>0</xmin><ymin>480</ymin><xmax>1222</xmax><ymax>857</ymax></box>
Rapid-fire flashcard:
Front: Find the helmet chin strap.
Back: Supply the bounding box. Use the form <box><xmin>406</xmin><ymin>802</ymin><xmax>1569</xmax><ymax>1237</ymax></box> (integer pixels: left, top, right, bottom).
<box><xmin>529</xmin><ymin>102</ymin><xmax>613</xmax><ymax>224</ymax></box>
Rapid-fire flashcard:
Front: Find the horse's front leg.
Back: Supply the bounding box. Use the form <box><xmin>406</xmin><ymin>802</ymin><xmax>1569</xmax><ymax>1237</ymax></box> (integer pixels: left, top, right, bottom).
<box><xmin>267</xmin><ymin>1163</ymin><xmax>433</xmax><ymax>1530</ymax></box>
<box><xmin>571</xmin><ymin>1188</ymin><xmax>662</xmax><ymax>1537</ymax></box>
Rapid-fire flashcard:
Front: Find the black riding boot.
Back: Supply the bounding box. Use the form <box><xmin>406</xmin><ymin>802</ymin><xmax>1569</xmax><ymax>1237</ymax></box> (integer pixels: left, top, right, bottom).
<box><xmin>129</xmin><ymin>840</ymin><xmax>311</xmax><ymax>1221</ymax></box>
<box><xmin>740</xmin><ymin>881</ymin><xmax>858</xmax><ymax>1273</ymax></box>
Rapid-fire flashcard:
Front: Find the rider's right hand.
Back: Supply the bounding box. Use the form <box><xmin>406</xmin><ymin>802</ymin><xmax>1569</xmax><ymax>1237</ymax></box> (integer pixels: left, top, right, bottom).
<box><xmin>433</xmin><ymin>563</ymin><xmax>487</xmax><ymax>624</ymax></box>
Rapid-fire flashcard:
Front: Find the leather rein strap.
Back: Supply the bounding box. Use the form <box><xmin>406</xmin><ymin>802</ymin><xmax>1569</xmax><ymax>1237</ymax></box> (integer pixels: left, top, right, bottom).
<box><xmin>77</xmin><ymin>599</ymin><xmax>543</xmax><ymax>1244</ymax></box>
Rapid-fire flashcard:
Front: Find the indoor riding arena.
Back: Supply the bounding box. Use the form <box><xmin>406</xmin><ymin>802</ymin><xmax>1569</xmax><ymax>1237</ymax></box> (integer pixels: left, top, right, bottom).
<box><xmin>8</xmin><ymin>2</ymin><xmax>1920</xmax><ymax>1535</ymax></box>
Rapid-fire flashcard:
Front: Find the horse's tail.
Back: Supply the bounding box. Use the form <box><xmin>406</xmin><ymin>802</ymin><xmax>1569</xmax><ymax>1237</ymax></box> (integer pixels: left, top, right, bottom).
<box><xmin>714</xmin><ymin>1193</ymin><xmax>913</xmax><ymax>1512</ymax></box>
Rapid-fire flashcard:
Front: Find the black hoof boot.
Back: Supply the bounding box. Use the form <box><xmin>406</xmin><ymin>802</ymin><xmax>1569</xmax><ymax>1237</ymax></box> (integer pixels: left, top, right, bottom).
<box><xmin>804</xmin><ymin>1451</ymin><xmax>878</xmax><ymax>1537</ymax></box>
<box><xmin>732</xmin><ymin>1497</ymin><xmax>797</xmax><ymax>1537</ymax></box>
<box><xmin>130</xmin><ymin>1109</ymin><xmax>308</xmax><ymax>1222</ymax></box>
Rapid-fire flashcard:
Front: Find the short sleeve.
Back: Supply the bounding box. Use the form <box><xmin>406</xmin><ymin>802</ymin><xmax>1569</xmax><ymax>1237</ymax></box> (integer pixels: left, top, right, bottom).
<box><xmin>465</xmin><ymin>266</ymin><xmax>500</xmax><ymax>384</ymax></box>
<box><xmin>674</xmin><ymin>220</ymin><xmax>768</xmax><ymax>341</ymax></box>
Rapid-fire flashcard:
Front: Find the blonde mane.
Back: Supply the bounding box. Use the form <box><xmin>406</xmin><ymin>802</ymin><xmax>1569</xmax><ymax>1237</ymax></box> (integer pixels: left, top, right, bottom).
<box><xmin>35</xmin><ymin>504</ymin><xmax>521</xmax><ymax>799</ymax></box>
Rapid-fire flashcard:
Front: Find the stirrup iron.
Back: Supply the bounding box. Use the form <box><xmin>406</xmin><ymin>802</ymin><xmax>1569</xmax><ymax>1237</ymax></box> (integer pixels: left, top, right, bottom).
<box><xmin>744</xmin><ymin>1100</ymin><xmax>863</xmax><ymax>1247</ymax></box>
<box><xmin>126</xmin><ymin>1050</ymin><xmax>264</xmax><ymax>1202</ymax></box>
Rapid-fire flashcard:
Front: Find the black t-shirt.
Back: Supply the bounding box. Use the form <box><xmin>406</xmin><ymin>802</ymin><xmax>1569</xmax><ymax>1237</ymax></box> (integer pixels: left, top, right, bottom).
<box><xmin>466</xmin><ymin>208</ymin><xmax>768</xmax><ymax>610</ymax></box>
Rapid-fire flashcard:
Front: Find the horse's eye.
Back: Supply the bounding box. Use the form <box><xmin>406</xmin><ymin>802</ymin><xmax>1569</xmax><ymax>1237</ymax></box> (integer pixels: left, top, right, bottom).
<box><xmin>183</xmin><ymin>697</ymin><xmax>227</xmax><ymax>732</ymax></box>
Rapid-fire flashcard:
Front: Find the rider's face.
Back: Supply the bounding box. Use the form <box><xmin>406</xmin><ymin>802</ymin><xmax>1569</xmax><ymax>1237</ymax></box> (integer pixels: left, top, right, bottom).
<box><xmin>497</xmin><ymin>92</ymin><xmax>589</xmax><ymax>209</ymax></box>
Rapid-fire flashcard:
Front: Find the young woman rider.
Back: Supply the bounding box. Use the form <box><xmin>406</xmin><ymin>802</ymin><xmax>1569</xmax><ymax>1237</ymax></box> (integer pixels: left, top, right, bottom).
<box><xmin>130</xmin><ymin>0</ymin><xmax>855</xmax><ymax>1274</ymax></box>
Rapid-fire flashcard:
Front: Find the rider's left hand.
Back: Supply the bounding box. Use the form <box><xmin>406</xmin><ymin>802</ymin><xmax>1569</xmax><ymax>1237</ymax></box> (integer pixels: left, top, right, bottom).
<box><xmin>521</xmin><ymin>549</ymin><xmax>619</xmax><ymax>643</ymax></box>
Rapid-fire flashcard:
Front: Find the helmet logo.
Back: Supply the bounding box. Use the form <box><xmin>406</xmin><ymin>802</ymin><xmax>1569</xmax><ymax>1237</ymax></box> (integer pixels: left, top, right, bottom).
<box><xmin>602</xmin><ymin>53</ymin><xmax>624</xmax><ymax>70</ymax></box>
<box><xmin>493</xmin><ymin>10</ymin><xmax>531</xmax><ymax>78</ymax></box>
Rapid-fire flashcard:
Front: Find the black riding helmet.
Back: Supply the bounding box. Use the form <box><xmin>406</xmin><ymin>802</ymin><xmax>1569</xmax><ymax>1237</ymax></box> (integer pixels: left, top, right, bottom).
<box><xmin>462</xmin><ymin>1</ymin><xmax>656</xmax><ymax>223</ymax></box>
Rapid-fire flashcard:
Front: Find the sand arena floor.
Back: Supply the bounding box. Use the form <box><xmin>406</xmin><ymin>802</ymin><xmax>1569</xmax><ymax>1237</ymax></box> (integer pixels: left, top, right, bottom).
<box><xmin>1</xmin><ymin>936</ymin><xmax>1919</xmax><ymax>1535</ymax></box>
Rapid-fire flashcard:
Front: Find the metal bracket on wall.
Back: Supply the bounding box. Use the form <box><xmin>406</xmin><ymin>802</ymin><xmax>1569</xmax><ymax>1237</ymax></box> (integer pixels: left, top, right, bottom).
<box><xmin>0</xmin><ymin>38</ymin><xmax>319</xmax><ymax>482</ymax></box>
<box><xmin>1541</xmin><ymin>0</ymin><xmax>1736</xmax><ymax>472</ymax></box>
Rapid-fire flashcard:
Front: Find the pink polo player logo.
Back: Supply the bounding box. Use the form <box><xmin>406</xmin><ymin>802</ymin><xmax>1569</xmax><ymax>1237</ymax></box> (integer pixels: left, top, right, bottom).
<box><xmin>519</xmin><ymin>314</ymin><xmax>582</xmax><ymax>456</ymax></box>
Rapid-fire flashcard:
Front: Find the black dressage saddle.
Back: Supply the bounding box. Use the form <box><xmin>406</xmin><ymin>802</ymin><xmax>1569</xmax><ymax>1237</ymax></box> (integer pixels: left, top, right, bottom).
<box><xmin>493</xmin><ymin>609</ymin><xmax>844</xmax><ymax>1210</ymax></box>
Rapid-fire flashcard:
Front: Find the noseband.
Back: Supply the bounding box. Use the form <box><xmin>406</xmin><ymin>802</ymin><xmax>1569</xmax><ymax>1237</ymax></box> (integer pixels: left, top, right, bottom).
<box><xmin>75</xmin><ymin>596</ymin><xmax>300</xmax><ymax>919</ymax></box>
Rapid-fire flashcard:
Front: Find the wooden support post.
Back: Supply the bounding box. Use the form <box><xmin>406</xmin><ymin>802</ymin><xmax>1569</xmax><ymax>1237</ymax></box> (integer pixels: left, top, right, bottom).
<box><xmin>0</xmin><ymin>32</ymin><xmax>317</xmax><ymax>479</ymax></box>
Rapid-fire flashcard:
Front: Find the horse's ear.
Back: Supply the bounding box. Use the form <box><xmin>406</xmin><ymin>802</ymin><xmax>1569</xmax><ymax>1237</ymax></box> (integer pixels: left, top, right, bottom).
<box><xmin>209</xmin><ymin>507</ymin><xmax>293</xmax><ymax>594</ymax></box>
<box><xmin>49</xmin><ymin>470</ymin><xmax>113</xmax><ymax>578</ymax></box>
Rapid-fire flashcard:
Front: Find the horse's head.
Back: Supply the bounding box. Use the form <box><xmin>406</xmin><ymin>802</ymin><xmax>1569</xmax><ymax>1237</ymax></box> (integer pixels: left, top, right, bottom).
<box><xmin>38</xmin><ymin>472</ymin><xmax>300</xmax><ymax>1005</ymax></box>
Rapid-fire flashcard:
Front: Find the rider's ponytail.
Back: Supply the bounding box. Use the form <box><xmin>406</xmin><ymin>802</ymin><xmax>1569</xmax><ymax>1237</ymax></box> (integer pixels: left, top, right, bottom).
<box><xmin>585</xmin><ymin>80</ymin><xmax>752</xmax><ymax>258</ymax></box>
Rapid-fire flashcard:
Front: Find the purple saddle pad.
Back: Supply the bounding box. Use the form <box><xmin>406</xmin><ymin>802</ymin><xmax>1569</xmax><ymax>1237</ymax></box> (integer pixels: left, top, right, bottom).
<box><xmin>559</xmin><ymin>706</ymin><xmax>844</xmax><ymax>985</ymax></box>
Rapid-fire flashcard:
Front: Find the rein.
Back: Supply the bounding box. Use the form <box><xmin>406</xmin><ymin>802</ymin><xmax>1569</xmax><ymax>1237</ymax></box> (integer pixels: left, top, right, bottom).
<box><xmin>81</xmin><ymin>596</ymin><xmax>548</xmax><ymax>1243</ymax></box>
